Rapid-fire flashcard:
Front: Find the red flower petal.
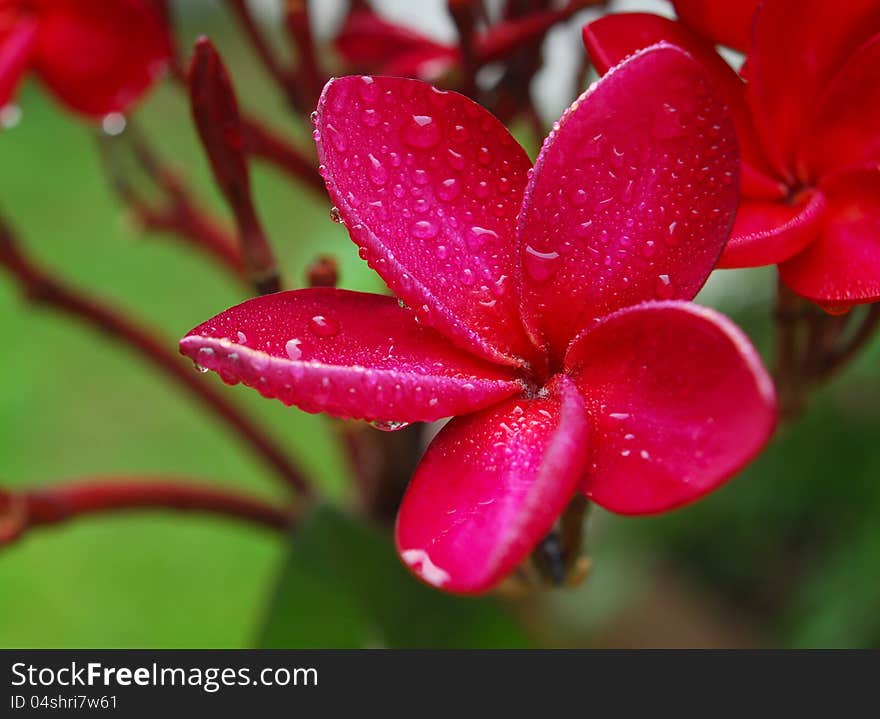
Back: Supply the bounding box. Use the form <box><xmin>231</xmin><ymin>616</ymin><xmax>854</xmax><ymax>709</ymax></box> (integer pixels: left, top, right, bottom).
<box><xmin>315</xmin><ymin>75</ymin><xmax>536</xmax><ymax>368</ymax></box>
<box><xmin>582</xmin><ymin>13</ymin><xmax>782</xmax><ymax>199</ymax></box>
<box><xmin>334</xmin><ymin>8</ymin><xmax>457</xmax><ymax>78</ymax></box>
<box><xmin>718</xmin><ymin>191</ymin><xmax>826</xmax><ymax>268</ymax></box>
<box><xmin>395</xmin><ymin>374</ymin><xmax>589</xmax><ymax>594</ymax></box>
<box><xmin>179</xmin><ymin>289</ymin><xmax>522</xmax><ymax>425</ymax></box>
<box><xmin>0</xmin><ymin>14</ymin><xmax>37</xmax><ymax>109</ymax></box>
<box><xmin>518</xmin><ymin>43</ymin><xmax>738</xmax><ymax>359</ymax></box>
<box><xmin>747</xmin><ymin>0</ymin><xmax>880</xmax><ymax>177</ymax></box>
<box><xmin>799</xmin><ymin>33</ymin><xmax>880</xmax><ymax>179</ymax></box>
<box><xmin>671</xmin><ymin>0</ymin><xmax>758</xmax><ymax>52</ymax></box>
<box><xmin>780</xmin><ymin>169</ymin><xmax>880</xmax><ymax>305</ymax></box>
<box><xmin>32</xmin><ymin>0</ymin><xmax>172</xmax><ymax>117</ymax></box>
<box><xmin>565</xmin><ymin>301</ymin><xmax>776</xmax><ymax>515</ymax></box>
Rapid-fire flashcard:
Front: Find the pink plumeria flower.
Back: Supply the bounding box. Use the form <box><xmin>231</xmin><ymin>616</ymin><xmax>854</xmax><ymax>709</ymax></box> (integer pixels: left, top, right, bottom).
<box><xmin>180</xmin><ymin>43</ymin><xmax>777</xmax><ymax>594</ymax></box>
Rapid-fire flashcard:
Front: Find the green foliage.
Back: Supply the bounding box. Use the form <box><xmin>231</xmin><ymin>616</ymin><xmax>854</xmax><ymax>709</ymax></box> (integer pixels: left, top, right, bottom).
<box><xmin>259</xmin><ymin>506</ymin><xmax>531</xmax><ymax>648</ymax></box>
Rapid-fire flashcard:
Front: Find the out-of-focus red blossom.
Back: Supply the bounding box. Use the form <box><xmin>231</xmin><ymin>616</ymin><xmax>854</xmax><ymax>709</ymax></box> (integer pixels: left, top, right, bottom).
<box><xmin>334</xmin><ymin>2</ymin><xmax>596</xmax><ymax>82</ymax></box>
<box><xmin>180</xmin><ymin>45</ymin><xmax>777</xmax><ymax>594</ymax></box>
<box><xmin>0</xmin><ymin>0</ymin><xmax>172</xmax><ymax>118</ymax></box>
<box><xmin>585</xmin><ymin>0</ymin><xmax>880</xmax><ymax>311</ymax></box>
<box><xmin>334</xmin><ymin>7</ymin><xmax>458</xmax><ymax>81</ymax></box>
<box><xmin>670</xmin><ymin>0</ymin><xmax>759</xmax><ymax>52</ymax></box>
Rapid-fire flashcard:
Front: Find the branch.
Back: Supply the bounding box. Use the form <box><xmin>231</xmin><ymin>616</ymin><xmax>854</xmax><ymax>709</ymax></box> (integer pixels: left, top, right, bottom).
<box><xmin>817</xmin><ymin>303</ymin><xmax>880</xmax><ymax>382</ymax></box>
<box><xmin>0</xmin><ymin>217</ymin><xmax>312</xmax><ymax>497</ymax></box>
<box><xmin>227</xmin><ymin>0</ymin><xmax>302</xmax><ymax>110</ymax></box>
<box><xmin>0</xmin><ymin>477</ymin><xmax>292</xmax><ymax>546</ymax></box>
<box><xmin>96</xmin><ymin>129</ymin><xmax>246</xmax><ymax>280</ymax></box>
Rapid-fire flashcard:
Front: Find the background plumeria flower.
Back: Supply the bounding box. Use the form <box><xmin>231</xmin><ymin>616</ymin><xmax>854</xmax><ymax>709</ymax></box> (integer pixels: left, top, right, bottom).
<box><xmin>180</xmin><ymin>44</ymin><xmax>777</xmax><ymax>594</ymax></box>
<box><xmin>0</xmin><ymin>0</ymin><xmax>172</xmax><ymax>119</ymax></box>
<box><xmin>584</xmin><ymin>0</ymin><xmax>880</xmax><ymax>311</ymax></box>
<box><xmin>667</xmin><ymin>0</ymin><xmax>758</xmax><ymax>53</ymax></box>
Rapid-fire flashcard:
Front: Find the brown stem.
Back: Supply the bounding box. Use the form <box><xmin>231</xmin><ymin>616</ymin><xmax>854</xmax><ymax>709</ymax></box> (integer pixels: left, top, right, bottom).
<box><xmin>96</xmin><ymin>131</ymin><xmax>246</xmax><ymax>280</ymax></box>
<box><xmin>0</xmin><ymin>218</ymin><xmax>312</xmax><ymax>497</ymax></box>
<box><xmin>0</xmin><ymin>477</ymin><xmax>292</xmax><ymax>546</ymax></box>
<box><xmin>775</xmin><ymin>275</ymin><xmax>808</xmax><ymax>421</ymax></box>
<box><xmin>227</xmin><ymin>0</ymin><xmax>301</xmax><ymax>110</ymax></box>
<box><xmin>448</xmin><ymin>0</ymin><xmax>479</xmax><ymax>98</ymax></box>
<box><xmin>284</xmin><ymin>0</ymin><xmax>325</xmax><ymax>110</ymax></box>
<box><xmin>240</xmin><ymin>118</ymin><xmax>325</xmax><ymax>195</ymax></box>
<box><xmin>816</xmin><ymin>303</ymin><xmax>880</xmax><ymax>382</ymax></box>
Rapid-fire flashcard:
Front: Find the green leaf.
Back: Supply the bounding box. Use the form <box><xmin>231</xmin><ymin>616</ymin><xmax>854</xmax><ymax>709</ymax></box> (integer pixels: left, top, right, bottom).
<box><xmin>257</xmin><ymin>505</ymin><xmax>532</xmax><ymax>648</ymax></box>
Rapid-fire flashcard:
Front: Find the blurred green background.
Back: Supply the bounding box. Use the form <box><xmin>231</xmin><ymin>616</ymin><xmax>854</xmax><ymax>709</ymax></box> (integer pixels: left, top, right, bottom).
<box><xmin>1</xmin><ymin>3</ymin><xmax>878</xmax><ymax>649</ymax></box>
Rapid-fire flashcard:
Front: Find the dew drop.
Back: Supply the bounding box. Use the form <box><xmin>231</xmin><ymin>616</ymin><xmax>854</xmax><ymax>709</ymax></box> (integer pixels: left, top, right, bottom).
<box><xmin>437</xmin><ymin>177</ymin><xmax>460</xmax><ymax>201</ymax></box>
<box><xmin>309</xmin><ymin>315</ymin><xmax>340</xmax><ymax>337</ymax></box>
<box><xmin>524</xmin><ymin>245</ymin><xmax>561</xmax><ymax>282</ymax></box>
<box><xmin>367</xmin><ymin>153</ymin><xmax>387</xmax><ymax>185</ymax></box>
<box><xmin>285</xmin><ymin>339</ymin><xmax>303</xmax><ymax>360</ymax></box>
<box><xmin>655</xmin><ymin>274</ymin><xmax>675</xmax><ymax>299</ymax></box>
<box><xmin>371</xmin><ymin>420</ymin><xmax>411</xmax><ymax>432</ymax></box>
<box><xmin>309</xmin><ymin>110</ymin><xmax>318</xmax><ymax>126</ymax></box>
<box><xmin>404</xmin><ymin>114</ymin><xmax>441</xmax><ymax>149</ymax></box>
<box><xmin>358</xmin><ymin>75</ymin><xmax>379</xmax><ymax>102</ymax></box>
<box><xmin>467</xmin><ymin>225</ymin><xmax>498</xmax><ymax>250</ymax></box>
<box><xmin>363</xmin><ymin>108</ymin><xmax>379</xmax><ymax>127</ymax></box>
<box><xmin>412</xmin><ymin>220</ymin><xmax>438</xmax><ymax>239</ymax></box>
<box><xmin>102</xmin><ymin>113</ymin><xmax>127</xmax><ymax>136</ymax></box>
<box><xmin>1</xmin><ymin>104</ymin><xmax>23</xmax><ymax>129</ymax></box>
<box><xmin>329</xmin><ymin>206</ymin><xmax>344</xmax><ymax>224</ymax></box>
<box><xmin>435</xmin><ymin>244</ymin><xmax>449</xmax><ymax>260</ymax></box>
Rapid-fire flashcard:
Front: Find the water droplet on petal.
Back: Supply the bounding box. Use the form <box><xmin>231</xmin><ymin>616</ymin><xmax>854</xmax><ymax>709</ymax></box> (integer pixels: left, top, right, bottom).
<box><xmin>654</xmin><ymin>274</ymin><xmax>675</xmax><ymax>299</ymax></box>
<box><xmin>437</xmin><ymin>178</ymin><xmax>460</xmax><ymax>201</ymax></box>
<box><xmin>412</xmin><ymin>220</ymin><xmax>438</xmax><ymax>239</ymax></box>
<box><xmin>404</xmin><ymin>114</ymin><xmax>440</xmax><ymax>148</ymax></box>
<box><xmin>329</xmin><ymin>206</ymin><xmax>344</xmax><ymax>223</ymax></box>
<box><xmin>371</xmin><ymin>420</ymin><xmax>411</xmax><ymax>432</ymax></box>
<box><xmin>309</xmin><ymin>315</ymin><xmax>340</xmax><ymax>337</ymax></box>
<box><xmin>285</xmin><ymin>339</ymin><xmax>303</xmax><ymax>360</ymax></box>
<box><xmin>467</xmin><ymin>225</ymin><xmax>499</xmax><ymax>250</ymax></box>
<box><xmin>367</xmin><ymin>153</ymin><xmax>387</xmax><ymax>185</ymax></box>
<box><xmin>524</xmin><ymin>245</ymin><xmax>561</xmax><ymax>282</ymax></box>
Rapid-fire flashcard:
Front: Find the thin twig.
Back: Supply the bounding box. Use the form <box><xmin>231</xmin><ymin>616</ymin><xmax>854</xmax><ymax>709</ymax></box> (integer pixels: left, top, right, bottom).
<box><xmin>817</xmin><ymin>304</ymin><xmax>880</xmax><ymax>382</ymax></box>
<box><xmin>0</xmin><ymin>477</ymin><xmax>293</xmax><ymax>547</ymax></box>
<box><xmin>227</xmin><ymin>0</ymin><xmax>301</xmax><ymax>110</ymax></box>
<box><xmin>0</xmin><ymin>217</ymin><xmax>312</xmax><ymax>497</ymax></box>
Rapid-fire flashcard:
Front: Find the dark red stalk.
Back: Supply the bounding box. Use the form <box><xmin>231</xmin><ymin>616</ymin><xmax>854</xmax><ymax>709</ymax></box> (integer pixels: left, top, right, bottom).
<box><xmin>189</xmin><ymin>37</ymin><xmax>281</xmax><ymax>295</ymax></box>
<box><xmin>0</xmin><ymin>477</ymin><xmax>292</xmax><ymax>546</ymax></box>
<box><xmin>240</xmin><ymin>118</ymin><xmax>325</xmax><ymax>195</ymax></box>
<box><xmin>448</xmin><ymin>0</ymin><xmax>479</xmax><ymax>97</ymax></box>
<box><xmin>227</xmin><ymin>0</ymin><xmax>301</xmax><ymax>109</ymax></box>
<box><xmin>97</xmin><ymin>132</ymin><xmax>246</xmax><ymax>279</ymax></box>
<box><xmin>284</xmin><ymin>0</ymin><xmax>325</xmax><ymax>110</ymax></box>
<box><xmin>0</xmin><ymin>218</ymin><xmax>311</xmax><ymax>497</ymax></box>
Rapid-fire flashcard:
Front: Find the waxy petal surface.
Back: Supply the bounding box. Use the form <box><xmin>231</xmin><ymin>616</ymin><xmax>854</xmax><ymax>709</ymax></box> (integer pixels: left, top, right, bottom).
<box><xmin>671</xmin><ymin>0</ymin><xmax>758</xmax><ymax>52</ymax></box>
<box><xmin>32</xmin><ymin>0</ymin><xmax>172</xmax><ymax>117</ymax></box>
<box><xmin>395</xmin><ymin>375</ymin><xmax>589</xmax><ymax>594</ymax></box>
<box><xmin>583</xmin><ymin>13</ymin><xmax>782</xmax><ymax>198</ymax></box>
<box><xmin>747</xmin><ymin>0</ymin><xmax>880</xmax><ymax>176</ymax></box>
<box><xmin>0</xmin><ymin>15</ymin><xmax>36</xmax><ymax>109</ymax></box>
<box><xmin>565</xmin><ymin>301</ymin><xmax>777</xmax><ymax>515</ymax></box>
<box><xmin>179</xmin><ymin>289</ymin><xmax>521</xmax><ymax>425</ymax></box>
<box><xmin>780</xmin><ymin>170</ymin><xmax>880</xmax><ymax>305</ymax></box>
<box><xmin>799</xmin><ymin>33</ymin><xmax>880</xmax><ymax>178</ymax></box>
<box><xmin>518</xmin><ymin>44</ymin><xmax>738</xmax><ymax>358</ymax></box>
<box><xmin>315</xmin><ymin>75</ymin><xmax>535</xmax><ymax>367</ymax></box>
<box><xmin>719</xmin><ymin>191</ymin><xmax>826</xmax><ymax>268</ymax></box>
